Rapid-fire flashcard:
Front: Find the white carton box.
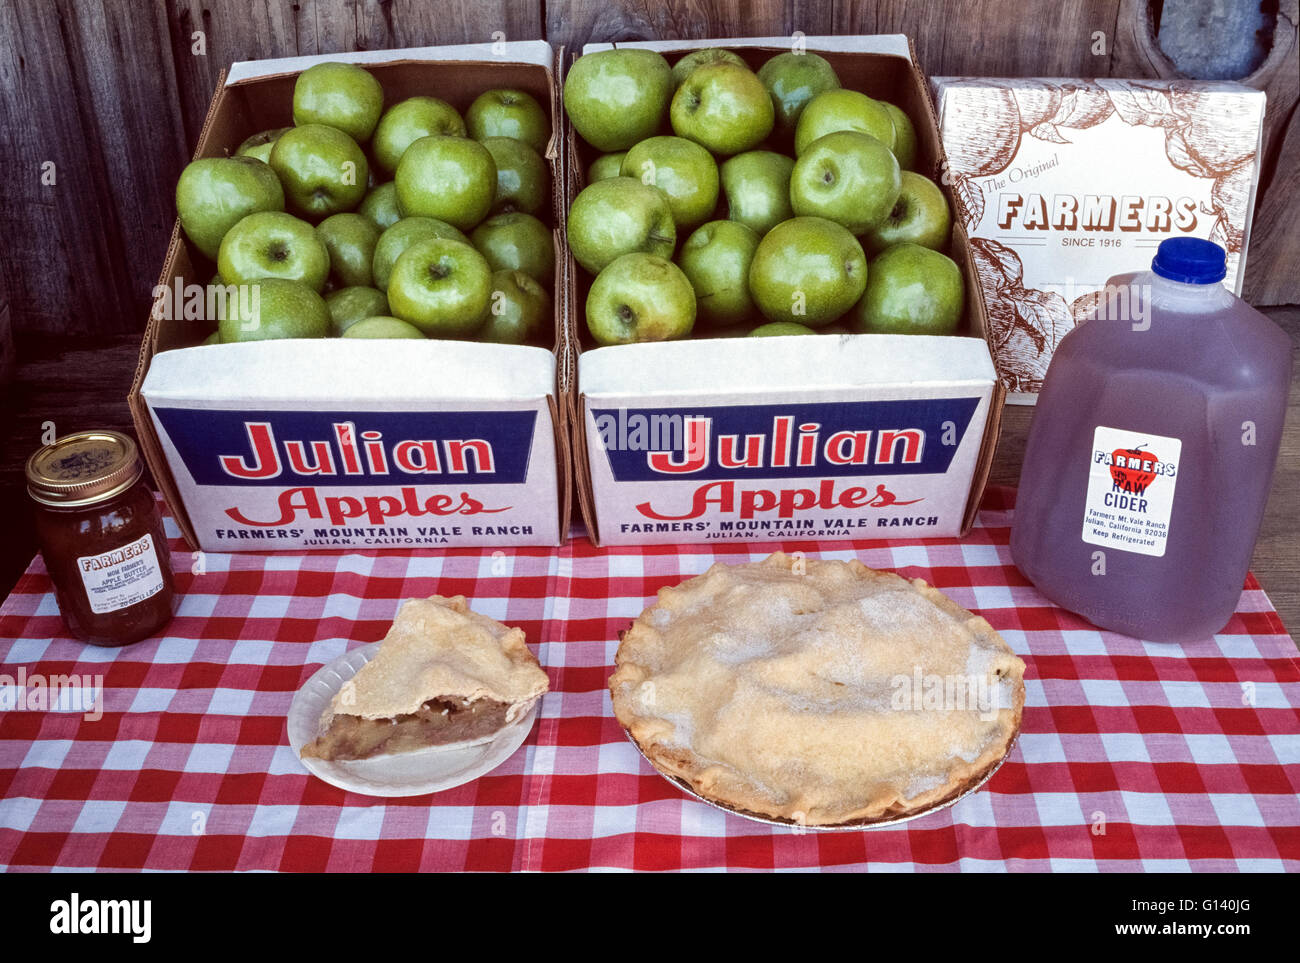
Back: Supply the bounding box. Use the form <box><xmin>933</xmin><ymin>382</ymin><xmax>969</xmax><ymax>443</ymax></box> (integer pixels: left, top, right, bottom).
<box><xmin>564</xmin><ymin>36</ymin><xmax>1005</xmax><ymax>546</ymax></box>
<box><xmin>578</xmin><ymin>336</ymin><xmax>999</xmax><ymax>544</ymax></box>
<box><xmin>931</xmin><ymin>77</ymin><xmax>1266</xmax><ymax>403</ymax></box>
<box><xmin>129</xmin><ymin>42</ymin><xmax>571</xmax><ymax>551</ymax></box>
<box><xmin>141</xmin><ymin>341</ymin><xmax>561</xmax><ymax>551</ymax></box>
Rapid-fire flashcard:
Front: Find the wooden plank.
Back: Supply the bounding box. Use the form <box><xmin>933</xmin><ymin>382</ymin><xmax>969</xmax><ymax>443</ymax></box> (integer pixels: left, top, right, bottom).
<box><xmin>0</xmin><ymin>271</ymin><xmax>12</xmax><ymax>385</ymax></box>
<box><xmin>1110</xmin><ymin>0</ymin><xmax>1300</xmax><ymax>306</ymax></box>
<box><xmin>545</xmin><ymin>0</ymin><xmax>838</xmax><ymax>54</ymax></box>
<box><xmin>1246</xmin><ymin>108</ymin><xmax>1300</xmax><ymax>306</ymax></box>
<box><xmin>164</xmin><ymin>0</ymin><xmax>546</xmax><ymax>146</ymax></box>
<box><xmin>0</xmin><ymin>0</ymin><xmax>188</xmax><ymax>336</ymax></box>
<box><xmin>0</xmin><ymin>334</ymin><xmax>145</xmax><ymax>606</ymax></box>
<box><xmin>1242</xmin><ymin>3</ymin><xmax>1300</xmax><ymax>306</ymax></box>
<box><xmin>838</xmin><ymin>0</ymin><xmax>1125</xmax><ymax>77</ymax></box>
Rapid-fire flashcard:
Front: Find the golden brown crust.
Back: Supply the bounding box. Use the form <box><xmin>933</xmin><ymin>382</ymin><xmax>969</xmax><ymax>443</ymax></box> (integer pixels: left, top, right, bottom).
<box><xmin>306</xmin><ymin>595</ymin><xmax>549</xmax><ymax>757</ymax></box>
<box><xmin>610</xmin><ymin>553</ymin><xmax>1025</xmax><ymax>826</ymax></box>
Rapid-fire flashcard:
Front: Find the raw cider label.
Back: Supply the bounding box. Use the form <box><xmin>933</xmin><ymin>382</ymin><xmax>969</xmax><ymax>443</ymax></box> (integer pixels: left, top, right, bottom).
<box><xmin>77</xmin><ymin>533</ymin><xmax>166</xmax><ymax>615</ymax></box>
<box><xmin>1082</xmin><ymin>426</ymin><xmax>1182</xmax><ymax>557</ymax></box>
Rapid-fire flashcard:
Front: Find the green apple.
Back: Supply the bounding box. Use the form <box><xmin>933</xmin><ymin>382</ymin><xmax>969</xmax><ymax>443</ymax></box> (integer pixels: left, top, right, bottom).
<box><xmin>341</xmin><ymin>316</ymin><xmax>427</xmax><ymax>339</ymax></box>
<box><xmin>325</xmin><ymin>285</ymin><xmax>389</xmax><ymax>334</ymax></box>
<box><xmin>480</xmin><ymin>136</ymin><xmax>549</xmax><ymax>216</ymax></box>
<box><xmin>217</xmin><ymin>276</ymin><xmax>330</xmax><ymax>342</ymax></box>
<box><xmin>394</xmin><ymin>135</ymin><xmax>496</xmax><ymax>231</ymax></box>
<box><xmin>471</xmin><ymin>212</ymin><xmax>555</xmax><ymax>285</ymax></box>
<box><xmin>175</xmin><ymin>156</ymin><xmax>285</xmax><ymax>261</ymax></box>
<box><xmin>677</xmin><ymin>220</ymin><xmax>759</xmax><ymax>328</ymax></box>
<box><xmin>292</xmin><ymin>61</ymin><xmax>385</xmax><ymax>143</ymax></box>
<box><xmin>563</xmin><ymin>48</ymin><xmax>673</xmax><ymax>152</ymax></box>
<box><xmin>565</xmin><ymin>176</ymin><xmax>675</xmax><ymax>275</ymax></box>
<box><xmin>269</xmin><ymin>123</ymin><xmax>369</xmax><ymax>220</ymax></box>
<box><xmin>862</xmin><ymin>170</ymin><xmax>950</xmax><ymax>254</ymax></box>
<box><xmin>586</xmin><ymin>252</ymin><xmax>695</xmax><ymax>345</ymax></box>
<box><xmin>358</xmin><ymin>181</ymin><xmax>402</xmax><ymax>230</ymax></box>
<box><xmin>482</xmin><ymin>269</ymin><xmax>551</xmax><ymax>344</ymax></box>
<box><xmin>748</xmin><ymin>215</ymin><xmax>867</xmax><ymax>327</ymax></box>
<box><xmin>217</xmin><ymin>211</ymin><xmax>330</xmax><ymax>291</ymax></box>
<box><xmin>672</xmin><ymin>48</ymin><xmax>748</xmax><ymax>88</ymax></box>
<box><xmin>587</xmin><ymin>152</ymin><xmax>627</xmax><ymax>183</ymax></box>
<box><xmin>853</xmin><ymin>243</ymin><xmax>964</xmax><ymax>336</ymax></box>
<box><xmin>794</xmin><ymin>88</ymin><xmax>895</xmax><ymax>156</ymax></box>
<box><xmin>386</xmin><ymin>237</ymin><xmax>492</xmax><ymax>338</ymax></box>
<box><xmin>467</xmin><ymin>88</ymin><xmax>550</xmax><ymax>154</ymax></box>
<box><xmin>749</xmin><ymin>321</ymin><xmax>817</xmax><ymax>336</ymax></box>
<box><xmin>719</xmin><ymin>150</ymin><xmax>794</xmax><ymax>236</ymax></box>
<box><xmin>881</xmin><ymin>101</ymin><xmax>917</xmax><ymax>170</ymax></box>
<box><xmin>372</xmin><ymin>96</ymin><xmax>467</xmax><ymax>174</ymax></box>
<box><xmin>235</xmin><ymin>127</ymin><xmax>292</xmax><ymax>164</ymax></box>
<box><xmin>790</xmin><ymin>130</ymin><xmax>901</xmax><ymax>234</ymax></box>
<box><xmin>757</xmin><ymin>51</ymin><xmax>841</xmax><ymax>140</ymax></box>
<box><xmin>671</xmin><ymin>62</ymin><xmax>773</xmax><ymax>156</ymax></box>
<box><xmin>620</xmin><ymin>135</ymin><xmax>719</xmax><ymax>232</ymax></box>
<box><xmin>372</xmin><ymin>216</ymin><xmax>469</xmax><ymax>292</ymax></box>
<box><xmin>316</xmin><ymin>213</ymin><xmax>380</xmax><ymax>287</ymax></box>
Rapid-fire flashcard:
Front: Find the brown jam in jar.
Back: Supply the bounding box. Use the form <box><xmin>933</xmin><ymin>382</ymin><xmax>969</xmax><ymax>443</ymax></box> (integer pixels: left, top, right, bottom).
<box><xmin>26</xmin><ymin>430</ymin><xmax>176</xmax><ymax>646</ymax></box>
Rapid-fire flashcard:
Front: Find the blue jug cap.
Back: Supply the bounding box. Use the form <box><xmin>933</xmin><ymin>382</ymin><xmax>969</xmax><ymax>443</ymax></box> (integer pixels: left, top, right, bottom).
<box><xmin>1151</xmin><ymin>237</ymin><xmax>1227</xmax><ymax>284</ymax></box>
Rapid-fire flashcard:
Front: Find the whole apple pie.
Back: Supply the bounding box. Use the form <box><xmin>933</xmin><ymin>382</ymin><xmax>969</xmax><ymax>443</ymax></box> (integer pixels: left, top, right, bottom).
<box><xmin>301</xmin><ymin>595</ymin><xmax>548</xmax><ymax>761</ymax></box>
<box><xmin>609</xmin><ymin>553</ymin><xmax>1025</xmax><ymax>826</ymax></box>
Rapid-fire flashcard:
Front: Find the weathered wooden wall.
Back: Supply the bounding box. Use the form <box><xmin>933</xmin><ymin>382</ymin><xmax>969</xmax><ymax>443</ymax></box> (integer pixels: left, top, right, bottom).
<box><xmin>1</xmin><ymin>0</ymin><xmax>1296</xmax><ymax>338</ymax></box>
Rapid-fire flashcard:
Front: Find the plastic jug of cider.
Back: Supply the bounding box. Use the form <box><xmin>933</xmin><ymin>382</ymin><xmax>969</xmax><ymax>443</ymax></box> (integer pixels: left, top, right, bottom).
<box><xmin>1010</xmin><ymin>237</ymin><xmax>1292</xmax><ymax>642</ymax></box>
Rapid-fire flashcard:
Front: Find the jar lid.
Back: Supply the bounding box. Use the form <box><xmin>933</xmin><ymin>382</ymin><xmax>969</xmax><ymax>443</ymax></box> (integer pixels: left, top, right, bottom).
<box><xmin>26</xmin><ymin>430</ymin><xmax>143</xmax><ymax>507</ymax></box>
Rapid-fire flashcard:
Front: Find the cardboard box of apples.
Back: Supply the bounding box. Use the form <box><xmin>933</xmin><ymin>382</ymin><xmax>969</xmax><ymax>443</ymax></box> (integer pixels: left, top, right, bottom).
<box><xmin>128</xmin><ymin>43</ymin><xmax>572</xmax><ymax>552</ymax></box>
<box><xmin>561</xmin><ymin>37</ymin><xmax>1005</xmax><ymax>546</ymax></box>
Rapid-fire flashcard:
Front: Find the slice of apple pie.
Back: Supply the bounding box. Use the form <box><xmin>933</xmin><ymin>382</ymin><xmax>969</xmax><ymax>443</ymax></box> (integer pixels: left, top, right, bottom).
<box><xmin>301</xmin><ymin>595</ymin><xmax>548</xmax><ymax>761</ymax></box>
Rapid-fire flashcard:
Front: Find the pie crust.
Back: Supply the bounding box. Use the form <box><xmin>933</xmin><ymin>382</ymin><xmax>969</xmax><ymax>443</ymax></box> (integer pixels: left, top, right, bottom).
<box><xmin>301</xmin><ymin>595</ymin><xmax>548</xmax><ymax>761</ymax></box>
<box><xmin>609</xmin><ymin>553</ymin><xmax>1026</xmax><ymax>826</ymax></box>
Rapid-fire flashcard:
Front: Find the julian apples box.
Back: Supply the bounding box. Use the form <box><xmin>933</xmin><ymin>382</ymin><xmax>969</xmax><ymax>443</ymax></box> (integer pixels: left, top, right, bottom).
<box><xmin>128</xmin><ymin>42</ymin><xmax>572</xmax><ymax>552</ymax></box>
<box><xmin>562</xmin><ymin>36</ymin><xmax>1004</xmax><ymax>546</ymax></box>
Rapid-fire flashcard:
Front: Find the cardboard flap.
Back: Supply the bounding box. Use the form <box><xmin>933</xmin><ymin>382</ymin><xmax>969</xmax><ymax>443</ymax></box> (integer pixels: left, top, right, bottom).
<box><xmin>578</xmin><ymin>334</ymin><xmax>998</xmax><ymax>399</ymax></box>
<box><xmin>227</xmin><ymin>40</ymin><xmax>556</xmax><ymax>83</ymax></box>
<box><xmin>563</xmin><ymin>35</ymin><xmax>1004</xmax><ymax>547</ymax></box>
<box><xmin>143</xmin><ymin>340</ymin><xmax>556</xmax><ymax>406</ymax></box>
<box><xmin>582</xmin><ymin>35</ymin><xmax>913</xmax><ymax>60</ymax></box>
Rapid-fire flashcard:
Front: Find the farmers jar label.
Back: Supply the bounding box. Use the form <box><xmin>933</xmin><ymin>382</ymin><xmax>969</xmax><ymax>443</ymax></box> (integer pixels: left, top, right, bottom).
<box><xmin>76</xmin><ymin>533</ymin><xmax>167</xmax><ymax>615</ymax></box>
<box><xmin>1082</xmin><ymin>426</ymin><xmax>1182</xmax><ymax>557</ymax></box>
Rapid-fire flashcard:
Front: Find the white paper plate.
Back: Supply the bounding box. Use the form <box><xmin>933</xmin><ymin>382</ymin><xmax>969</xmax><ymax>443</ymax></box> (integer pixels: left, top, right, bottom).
<box><xmin>289</xmin><ymin>640</ymin><xmax>541</xmax><ymax>797</ymax></box>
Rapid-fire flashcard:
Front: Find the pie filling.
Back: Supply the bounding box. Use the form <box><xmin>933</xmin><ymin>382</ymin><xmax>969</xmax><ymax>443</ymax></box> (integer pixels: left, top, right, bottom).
<box><xmin>302</xmin><ymin>696</ymin><xmax>513</xmax><ymax>761</ymax></box>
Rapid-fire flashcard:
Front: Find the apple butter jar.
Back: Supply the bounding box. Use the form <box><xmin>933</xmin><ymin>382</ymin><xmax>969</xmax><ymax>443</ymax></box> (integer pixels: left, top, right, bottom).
<box><xmin>26</xmin><ymin>430</ymin><xmax>176</xmax><ymax>646</ymax></box>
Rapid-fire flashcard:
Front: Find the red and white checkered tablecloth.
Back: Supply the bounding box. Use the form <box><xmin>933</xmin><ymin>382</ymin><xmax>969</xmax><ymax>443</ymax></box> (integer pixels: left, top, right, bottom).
<box><xmin>1</xmin><ymin>487</ymin><xmax>1297</xmax><ymax>872</ymax></box>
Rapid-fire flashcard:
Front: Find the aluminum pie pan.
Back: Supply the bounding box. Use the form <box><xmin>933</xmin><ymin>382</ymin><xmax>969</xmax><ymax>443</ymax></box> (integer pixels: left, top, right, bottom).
<box><xmin>624</xmin><ymin>726</ymin><xmax>1020</xmax><ymax>831</ymax></box>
